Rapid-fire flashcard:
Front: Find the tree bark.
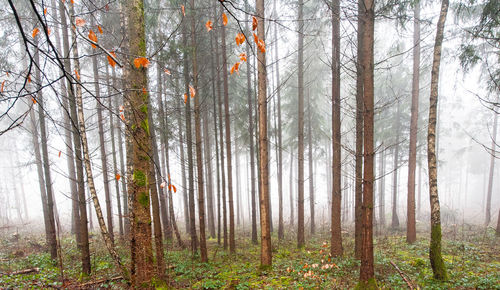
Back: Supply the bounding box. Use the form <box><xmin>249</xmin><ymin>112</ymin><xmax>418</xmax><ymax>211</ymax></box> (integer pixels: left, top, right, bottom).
<box><xmin>61</xmin><ymin>2</ymin><xmax>91</xmax><ymax>273</ymax></box>
<box><xmin>485</xmin><ymin>113</ymin><xmax>497</xmax><ymax>226</ymax></box>
<box><xmin>358</xmin><ymin>0</ymin><xmax>376</xmax><ymax>286</ymax></box>
<box><xmin>392</xmin><ymin>101</ymin><xmax>401</xmax><ymax>229</ymax></box>
<box><xmin>354</xmin><ymin>0</ymin><xmax>365</xmax><ymax>260</ymax></box>
<box><xmin>190</xmin><ymin>0</ymin><xmax>208</xmax><ymax>262</ymax></box>
<box><xmin>307</xmin><ymin>95</ymin><xmax>315</xmax><ymax>235</ymax></box>
<box><xmin>378</xmin><ymin>147</ymin><xmax>386</xmax><ymax>228</ymax></box>
<box><xmin>221</xmin><ymin>7</ymin><xmax>236</xmax><ymax>254</ymax></box>
<box><xmin>427</xmin><ymin>0</ymin><xmax>449</xmax><ymax>280</ymax></box>
<box><xmin>331</xmin><ymin>0</ymin><xmax>343</xmax><ymax>257</ymax></box>
<box><xmin>125</xmin><ymin>0</ymin><xmax>155</xmax><ymax>285</ymax></box>
<box><xmin>297</xmin><ymin>0</ymin><xmax>306</xmax><ymax>249</ymax></box>
<box><xmin>290</xmin><ymin>149</ymin><xmax>294</xmax><ymax>226</ymax></box>
<box><xmin>407</xmin><ymin>0</ymin><xmax>420</xmax><ymax>244</ymax></box>
<box><xmin>90</xmin><ymin>18</ymin><xmax>114</xmax><ymax>243</ymax></box>
<box><xmin>256</xmin><ymin>0</ymin><xmax>272</xmax><ymax>267</ymax></box>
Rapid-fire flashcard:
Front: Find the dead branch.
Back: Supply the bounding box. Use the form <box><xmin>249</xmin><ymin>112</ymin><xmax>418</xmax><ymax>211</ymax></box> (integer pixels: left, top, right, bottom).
<box><xmin>0</xmin><ymin>267</ymin><xmax>39</xmax><ymax>277</ymax></box>
<box><xmin>390</xmin><ymin>260</ymin><xmax>416</xmax><ymax>289</ymax></box>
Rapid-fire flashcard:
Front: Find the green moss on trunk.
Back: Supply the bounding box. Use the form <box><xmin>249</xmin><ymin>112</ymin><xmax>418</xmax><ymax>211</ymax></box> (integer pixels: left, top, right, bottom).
<box><xmin>430</xmin><ymin>224</ymin><xmax>447</xmax><ymax>280</ymax></box>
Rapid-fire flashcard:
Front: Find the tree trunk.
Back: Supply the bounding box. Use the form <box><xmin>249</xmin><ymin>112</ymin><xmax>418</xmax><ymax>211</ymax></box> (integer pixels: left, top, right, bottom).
<box><xmin>308</xmin><ymin>95</ymin><xmax>315</xmax><ymax>235</ymax></box>
<box><xmin>392</xmin><ymin>101</ymin><xmax>401</xmax><ymax>229</ymax></box>
<box><xmin>354</xmin><ymin>0</ymin><xmax>365</xmax><ymax>260</ymax></box>
<box><xmin>203</xmin><ymin>96</ymin><xmax>216</xmax><ymax>239</ymax></box>
<box><xmin>61</xmin><ymin>2</ymin><xmax>91</xmax><ymax>273</ymax></box>
<box><xmin>427</xmin><ymin>0</ymin><xmax>449</xmax><ymax>280</ymax></box>
<box><xmin>221</xmin><ymin>8</ymin><xmax>236</xmax><ymax>254</ymax></box>
<box><xmin>190</xmin><ymin>0</ymin><xmax>208</xmax><ymax>262</ymax></box>
<box><xmin>485</xmin><ymin>113</ymin><xmax>497</xmax><ymax>226</ymax></box>
<box><xmin>33</xmin><ymin>28</ymin><xmax>58</xmax><ymax>262</ymax></box>
<box><xmin>256</xmin><ymin>0</ymin><xmax>272</xmax><ymax>267</ymax></box>
<box><xmin>289</xmin><ymin>149</ymin><xmax>294</xmax><ymax>226</ymax></box>
<box><xmin>90</xmin><ymin>19</ymin><xmax>114</xmax><ymax>243</ymax></box>
<box><xmin>245</xmin><ymin>1</ymin><xmax>258</xmax><ymax>245</ymax></box>
<box><xmin>358</xmin><ymin>0</ymin><xmax>376</xmax><ymax>287</ymax></box>
<box><xmin>407</xmin><ymin>1</ymin><xmax>420</xmax><ymax>244</ymax></box>
<box><xmin>182</xmin><ymin>15</ymin><xmax>198</xmax><ymax>254</ymax></box>
<box><xmin>105</xmin><ymin>64</ymin><xmax>124</xmax><ymax>240</ymax></box>
<box><xmin>378</xmin><ymin>147</ymin><xmax>386</xmax><ymax>228</ymax></box>
<box><xmin>125</xmin><ymin>0</ymin><xmax>155</xmax><ymax>285</ymax></box>
<box><xmin>297</xmin><ymin>0</ymin><xmax>306</xmax><ymax>249</ymax></box>
<box><xmin>330</xmin><ymin>0</ymin><xmax>343</xmax><ymax>257</ymax></box>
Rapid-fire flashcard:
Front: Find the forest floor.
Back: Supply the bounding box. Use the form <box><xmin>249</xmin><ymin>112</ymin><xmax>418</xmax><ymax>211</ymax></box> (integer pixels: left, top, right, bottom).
<box><xmin>0</xmin><ymin>225</ymin><xmax>499</xmax><ymax>289</ymax></box>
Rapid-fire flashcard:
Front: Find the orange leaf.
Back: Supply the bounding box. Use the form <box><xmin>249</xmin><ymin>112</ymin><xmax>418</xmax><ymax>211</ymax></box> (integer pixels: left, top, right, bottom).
<box><xmin>189</xmin><ymin>85</ymin><xmax>196</xmax><ymax>98</ymax></box>
<box><xmin>172</xmin><ymin>185</ymin><xmax>177</xmax><ymax>193</ymax></box>
<box><xmin>235</xmin><ymin>33</ymin><xmax>245</xmax><ymax>46</ymax></box>
<box><xmin>252</xmin><ymin>16</ymin><xmax>258</xmax><ymax>31</ymax></box>
<box><xmin>133</xmin><ymin>57</ymin><xmax>150</xmax><ymax>68</ymax></box>
<box><xmin>164</xmin><ymin>69</ymin><xmax>171</xmax><ymax>75</ymax></box>
<box><xmin>142</xmin><ymin>88</ymin><xmax>147</xmax><ymax>95</ymax></box>
<box><xmin>1</xmin><ymin>80</ymin><xmax>4</xmax><ymax>92</ymax></box>
<box><xmin>222</xmin><ymin>13</ymin><xmax>228</xmax><ymax>26</ymax></box>
<box><xmin>253</xmin><ymin>32</ymin><xmax>259</xmax><ymax>44</ymax></box>
<box><xmin>107</xmin><ymin>51</ymin><xmax>117</xmax><ymax>67</ymax></box>
<box><xmin>75</xmin><ymin>17</ymin><xmax>86</xmax><ymax>27</ymax></box>
<box><xmin>88</xmin><ymin>30</ymin><xmax>97</xmax><ymax>48</ymax></box>
<box><xmin>120</xmin><ymin>113</ymin><xmax>125</xmax><ymax>121</ymax></box>
<box><xmin>6</xmin><ymin>72</ymin><xmax>9</xmax><ymax>77</ymax></box>
<box><xmin>230</xmin><ymin>62</ymin><xmax>240</xmax><ymax>75</ymax></box>
<box><xmin>44</xmin><ymin>8</ymin><xmax>47</xmax><ymax>15</ymax></box>
<box><xmin>32</xmin><ymin>27</ymin><xmax>40</xmax><ymax>38</ymax></box>
<box><xmin>239</xmin><ymin>53</ymin><xmax>247</xmax><ymax>62</ymax></box>
<box><xmin>181</xmin><ymin>5</ymin><xmax>185</xmax><ymax>16</ymax></box>
<box><xmin>58</xmin><ymin>151</ymin><xmax>62</xmax><ymax>157</ymax></box>
<box><xmin>184</xmin><ymin>93</ymin><xmax>188</xmax><ymax>104</ymax></box>
<box><xmin>47</xmin><ymin>28</ymin><xmax>51</xmax><ymax>35</ymax></box>
<box><xmin>205</xmin><ymin>20</ymin><xmax>213</xmax><ymax>32</ymax></box>
<box><xmin>31</xmin><ymin>97</ymin><xmax>37</xmax><ymax>104</ymax></box>
<box><xmin>74</xmin><ymin>69</ymin><xmax>80</xmax><ymax>80</ymax></box>
<box><xmin>115</xmin><ymin>174</ymin><xmax>121</xmax><ymax>181</ymax></box>
<box><xmin>257</xmin><ymin>38</ymin><xmax>266</xmax><ymax>53</ymax></box>
<box><xmin>97</xmin><ymin>25</ymin><xmax>103</xmax><ymax>34</ymax></box>
<box><xmin>27</xmin><ymin>75</ymin><xmax>31</xmax><ymax>83</ymax></box>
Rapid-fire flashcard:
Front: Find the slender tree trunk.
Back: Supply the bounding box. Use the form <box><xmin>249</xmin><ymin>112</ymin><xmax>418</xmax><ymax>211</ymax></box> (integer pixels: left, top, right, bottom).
<box><xmin>256</xmin><ymin>0</ymin><xmax>272</xmax><ymax>267</ymax></box>
<box><xmin>245</xmin><ymin>1</ymin><xmax>258</xmax><ymax>245</ymax></box>
<box><xmin>221</xmin><ymin>8</ymin><xmax>236</xmax><ymax>253</ymax></box>
<box><xmin>358</xmin><ymin>0</ymin><xmax>376</xmax><ymax>286</ymax></box>
<box><xmin>190</xmin><ymin>0</ymin><xmax>208</xmax><ymax>262</ymax></box>
<box><xmin>308</xmin><ymin>96</ymin><xmax>315</xmax><ymax>235</ymax></box>
<box><xmin>485</xmin><ymin>113</ymin><xmax>497</xmax><ymax>226</ymax></box>
<box><xmin>407</xmin><ymin>1</ymin><xmax>420</xmax><ymax>243</ymax></box>
<box><xmin>182</xmin><ymin>16</ymin><xmax>198</xmax><ymax>254</ymax></box>
<box><xmin>392</xmin><ymin>101</ymin><xmax>401</xmax><ymax>229</ymax></box>
<box><xmin>331</xmin><ymin>0</ymin><xmax>343</xmax><ymax>257</ymax></box>
<box><xmin>33</xmin><ymin>30</ymin><xmax>58</xmax><ymax>262</ymax></box>
<box><xmin>106</xmin><ymin>65</ymin><xmax>124</xmax><ymax>239</ymax></box>
<box><xmin>61</xmin><ymin>2</ymin><xmax>91</xmax><ymax>273</ymax></box>
<box><xmin>378</xmin><ymin>147</ymin><xmax>386</xmax><ymax>228</ymax></box>
<box><xmin>289</xmin><ymin>149</ymin><xmax>294</xmax><ymax>226</ymax></box>
<box><xmin>354</xmin><ymin>0</ymin><xmax>365</xmax><ymax>260</ymax></box>
<box><xmin>427</xmin><ymin>0</ymin><xmax>449</xmax><ymax>280</ymax></box>
<box><xmin>50</xmin><ymin>0</ymin><xmax>79</xmax><ymax>238</ymax></box>
<box><xmin>297</xmin><ymin>0</ymin><xmax>306</xmax><ymax>249</ymax></box>
<box><xmin>90</xmin><ymin>20</ymin><xmax>114</xmax><ymax>243</ymax></box>
<box><xmin>203</xmin><ymin>98</ymin><xmax>216</xmax><ymax>239</ymax></box>
<box><xmin>176</xmin><ymin>91</ymin><xmax>189</xmax><ymax>234</ymax></box>
<box><xmin>417</xmin><ymin>156</ymin><xmax>422</xmax><ymax>218</ymax></box>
